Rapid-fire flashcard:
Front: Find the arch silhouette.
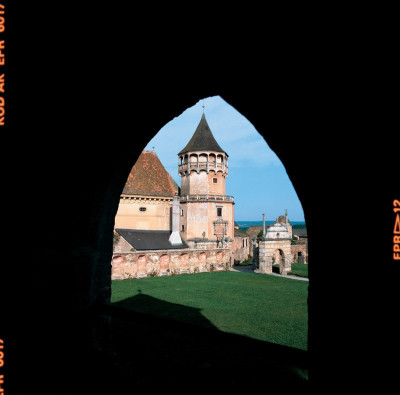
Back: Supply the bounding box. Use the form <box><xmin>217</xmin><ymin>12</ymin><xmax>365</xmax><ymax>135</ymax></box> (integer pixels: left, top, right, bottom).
<box><xmin>11</xmin><ymin>9</ymin><xmax>397</xmax><ymax>392</ymax></box>
<box><xmin>10</xmin><ymin>85</ymin><xmax>316</xmax><ymax>393</ymax></box>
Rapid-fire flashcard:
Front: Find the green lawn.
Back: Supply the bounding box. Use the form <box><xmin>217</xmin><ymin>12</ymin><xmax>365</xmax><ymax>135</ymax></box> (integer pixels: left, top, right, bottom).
<box><xmin>288</xmin><ymin>263</ymin><xmax>309</xmax><ymax>278</ymax></box>
<box><xmin>272</xmin><ymin>262</ymin><xmax>308</xmax><ymax>278</ymax></box>
<box><xmin>111</xmin><ymin>271</ymin><xmax>308</xmax><ymax>350</ymax></box>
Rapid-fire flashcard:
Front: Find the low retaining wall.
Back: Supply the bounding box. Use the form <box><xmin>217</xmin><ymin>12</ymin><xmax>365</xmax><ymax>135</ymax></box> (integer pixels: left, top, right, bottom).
<box><xmin>112</xmin><ymin>248</ymin><xmax>232</xmax><ymax>280</ymax></box>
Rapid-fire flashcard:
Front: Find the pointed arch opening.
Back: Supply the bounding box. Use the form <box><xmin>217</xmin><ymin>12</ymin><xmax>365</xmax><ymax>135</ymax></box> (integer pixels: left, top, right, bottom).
<box><xmin>109</xmin><ymin>95</ymin><xmax>308</xmax><ymax>365</ymax></box>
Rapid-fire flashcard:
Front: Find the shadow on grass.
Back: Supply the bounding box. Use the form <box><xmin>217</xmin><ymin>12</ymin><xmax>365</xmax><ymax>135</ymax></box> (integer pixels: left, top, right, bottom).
<box><xmin>102</xmin><ymin>291</ymin><xmax>309</xmax><ymax>391</ymax></box>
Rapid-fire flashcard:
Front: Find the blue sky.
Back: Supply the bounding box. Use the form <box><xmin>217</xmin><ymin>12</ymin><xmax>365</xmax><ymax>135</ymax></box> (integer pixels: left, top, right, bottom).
<box><xmin>144</xmin><ymin>96</ymin><xmax>305</xmax><ymax>222</ymax></box>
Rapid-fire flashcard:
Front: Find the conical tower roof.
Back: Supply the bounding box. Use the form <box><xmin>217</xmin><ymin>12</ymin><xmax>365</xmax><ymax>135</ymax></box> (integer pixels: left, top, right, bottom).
<box><xmin>178</xmin><ymin>113</ymin><xmax>226</xmax><ymax>155</ymax></box>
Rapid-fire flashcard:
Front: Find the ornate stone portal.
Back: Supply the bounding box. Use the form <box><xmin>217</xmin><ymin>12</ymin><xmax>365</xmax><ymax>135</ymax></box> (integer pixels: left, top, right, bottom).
<box><xmin>258</xmin><ymin>215</ymin><xmax>292</xmax><ymax>275</ymax></box>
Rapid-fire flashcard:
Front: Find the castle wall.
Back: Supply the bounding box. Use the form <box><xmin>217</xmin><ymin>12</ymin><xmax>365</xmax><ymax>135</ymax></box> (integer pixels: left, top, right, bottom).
<box><xmin>114</xmin><ymin>197</ymin><xmax>172</xmax><ymax>230</ymax></box>
<box><xmin>111</xmin><ymin>247</ymin><xmax>233</xmax><ymax>280</ymax></box>
<box><xmin>180</xmin><ymin>201</ymin><xmax>234</xmax><ymax>240</ymax></box>
<box><xmin>208</xmin><ymin>171</ymin><xmax>226</xmax><ymax>195</ymax></box>
<box><xmin>181</xmin><ymin>171</ymin><xmax>208</xmax><ymax>195</ymax></box>
<box><xmin>290</xmin><ymin>239</ymin><xmax>308</xmax><ymax>263</ymax></box>
<box><xmin>180</xmin><ymin>170</ymin><xmax>227</xmax><ymax>196</ymax></box>
<box><xmin>232</xmin><ymin>236</ymin><xmax>250</xmax><ymax>264</ymax></box>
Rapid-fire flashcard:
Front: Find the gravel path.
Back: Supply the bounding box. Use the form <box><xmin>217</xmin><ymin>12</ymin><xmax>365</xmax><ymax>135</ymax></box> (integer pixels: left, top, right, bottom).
<box><xmin>230</xmin><ymin>266</ymin><xmax>309</xmax><ymax>281</ymax></box>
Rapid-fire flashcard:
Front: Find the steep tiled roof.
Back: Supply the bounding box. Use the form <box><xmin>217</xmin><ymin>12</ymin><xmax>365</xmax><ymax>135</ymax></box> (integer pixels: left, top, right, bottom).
<box><xmin>122</xmin><ymin>151</ymin><xmax>176</xmax><ymax>197</ymax></box>
<box><xmin>168</xmin><ymin>173</ymin><xmax>180</xmax><ymax>195</ymax></box>
<box><xmin>178</xmin><ymin>113</ymin><xmax>226</xmax><ymax>155</ymax></box>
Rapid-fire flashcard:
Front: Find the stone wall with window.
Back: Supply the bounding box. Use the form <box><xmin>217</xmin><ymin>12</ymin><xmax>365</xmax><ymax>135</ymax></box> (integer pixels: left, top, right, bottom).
<box><xmin>290</xmin><ymin>239</ymin><xmax>308</xmax><ymax>263</ymax></box>
<box><xmin>115</xmin><ymin>195</ymin><xmax>173</xmax><ymax>230</ymax></box>
<box><xmin>232</xmin><ymin>229</ymin><xmax>251</xmax><ymax>264</ymax></box>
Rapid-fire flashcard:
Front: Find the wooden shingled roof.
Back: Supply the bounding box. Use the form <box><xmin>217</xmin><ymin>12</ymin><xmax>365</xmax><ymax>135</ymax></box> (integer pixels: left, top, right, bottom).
<box><xmin>122</xmin><ymin>151</ymin><xmax>177</xmax><ymax>197</ymax></box>
<box><xmin>178</xmin><ymin>113</ymin><xmax>226</xmax><ymax>155</ymax></box>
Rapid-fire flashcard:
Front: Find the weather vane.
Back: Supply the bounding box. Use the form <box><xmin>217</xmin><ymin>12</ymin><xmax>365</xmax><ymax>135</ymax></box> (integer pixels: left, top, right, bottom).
<box><xmin>152</xmin><ymin>146</ymin><xmax>155</xmax><ymax>151</ymax></box>
<box><xmin>202</xmin><ymin>99</ymin><xmax>205</xmax><ymax>113</ymax></box>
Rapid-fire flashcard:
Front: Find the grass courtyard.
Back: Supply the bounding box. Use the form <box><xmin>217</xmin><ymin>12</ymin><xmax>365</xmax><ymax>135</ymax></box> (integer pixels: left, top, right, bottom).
<box><xmin>111</xmin><ymin>270</ymin><xmax>308</xmax><ymax>351</ymax></box>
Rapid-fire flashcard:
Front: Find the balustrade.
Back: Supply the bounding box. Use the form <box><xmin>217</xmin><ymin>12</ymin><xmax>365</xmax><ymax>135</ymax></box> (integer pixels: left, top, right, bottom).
<box><xmin>180</xmin><ymin>194</ymin><xmax>234</xmax><ymax>202</ymax></box>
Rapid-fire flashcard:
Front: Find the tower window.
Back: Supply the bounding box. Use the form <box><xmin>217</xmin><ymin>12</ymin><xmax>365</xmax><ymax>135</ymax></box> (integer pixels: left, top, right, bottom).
<box><xmin>181</xmin><ymin>209</ymin><xmax>184</xmax><ymax>216</ymax></box>
<box><xmin>139</xmin><ymin>207</ymin><xmax>146</xmax><ymax>212</ymax></box>
<box><xmin>181</xmin><ymin>225</ymin><xmax>185</xmax><ymax>232</ymax></box>
<box><xmin>213</xmin><ymin>177</ymin><xmax>218</xmax><ymax>184</ymax></box>
<box><xmin>217</xmin><ymin>207</ymin><xmax>223</xmax><ymax>217</ymax></box>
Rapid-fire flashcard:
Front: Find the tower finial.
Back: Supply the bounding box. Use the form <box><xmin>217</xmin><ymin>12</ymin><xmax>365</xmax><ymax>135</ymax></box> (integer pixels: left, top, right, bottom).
<box><xmin>202</xmin><ymin>99</ymin><xmax>205</xmax><ymax>114</ymax></box>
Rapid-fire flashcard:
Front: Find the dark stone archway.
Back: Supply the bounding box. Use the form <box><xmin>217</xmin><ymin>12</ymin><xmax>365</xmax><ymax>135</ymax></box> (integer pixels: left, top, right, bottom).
<box><xmin>7</xmin><ymin>85</ymin><xmax>315</xmax><ymax>392</ymax></box>
<box><xmin>4</xmin><ymin>5</ymin><xmax>398</xmax><ymax>392</ymax></box>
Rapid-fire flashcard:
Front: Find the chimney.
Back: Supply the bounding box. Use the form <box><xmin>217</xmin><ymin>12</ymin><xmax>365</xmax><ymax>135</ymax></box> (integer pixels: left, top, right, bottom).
<box><xmin>169</xmin><ymin>196</ymin><xmax>183</xmax><ymax>245</ymax></box>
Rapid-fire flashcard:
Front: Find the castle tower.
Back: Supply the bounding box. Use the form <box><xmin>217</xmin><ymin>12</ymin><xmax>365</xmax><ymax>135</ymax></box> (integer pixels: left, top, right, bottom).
<box><xmin>177</xmin><ymin>113</ymin><xmax>234</xmax><ymax>246</ymax></box>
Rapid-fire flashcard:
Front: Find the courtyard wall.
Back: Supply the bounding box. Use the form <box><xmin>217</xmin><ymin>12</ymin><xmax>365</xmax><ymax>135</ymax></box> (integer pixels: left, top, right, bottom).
<box><xmin>112</xmin><ymin>247</ymin><xmax>232</xmax><ymax>280</ymax></box>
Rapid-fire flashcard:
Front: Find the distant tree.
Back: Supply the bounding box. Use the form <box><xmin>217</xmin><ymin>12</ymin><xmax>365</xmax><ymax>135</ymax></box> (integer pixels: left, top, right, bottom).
<box><xmin>292</xmin><ymin>224</ymin><xmax>306</xmax><ymax>229</ymax></box>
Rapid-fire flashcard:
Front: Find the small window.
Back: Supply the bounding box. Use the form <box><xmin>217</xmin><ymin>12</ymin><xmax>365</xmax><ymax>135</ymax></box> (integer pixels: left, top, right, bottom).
<box><xmin>213</xmin><ymin>177</ymin><xmax>218</xmax><ymax>184</ymax></box>
<box><xmin>181</xmin><ymin>225</ymin><xmax>185</xmax><ymax>232</ymax></box>
<box><xmin>181</xmin><ymin>209</ymin><xmax>184</xmax><ymax>216</ymax></box>
<box><xmin>139</xmin><ymin>207</ymin><xmax>146</xmax><ymax>212</ymax></box>
<box><xmin>217</xmin><ymin>207</ymin><xmax>222</xmax><ymax>217</ymax></box>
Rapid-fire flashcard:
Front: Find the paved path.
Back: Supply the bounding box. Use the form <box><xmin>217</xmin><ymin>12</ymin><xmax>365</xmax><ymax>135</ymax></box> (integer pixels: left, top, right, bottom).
<box><xmin>230</xmin><ymin>266</ymin><xmax>309</xmax><ymax>281</ymax></box>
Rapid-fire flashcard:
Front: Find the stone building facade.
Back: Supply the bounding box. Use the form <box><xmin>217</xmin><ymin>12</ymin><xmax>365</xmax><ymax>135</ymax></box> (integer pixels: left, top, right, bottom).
<box><xmin>112</xmin><ymin>113</ymin><xmax>244</xmax><ymax>279</ymax></box>
<box><xmin>112</xmin><ymin>113</ymin><xmax>304</xmax><ymax>280</ymax></box>
<box><xmin>258</xmin><ymin>217</ymin><xmax>293</xmax><ymax>275</ymax></box>
<box><xmin>247</xmin><ymin>213</ymin><xmax>308</xmax><ymax>267</ymax></box>
<box><xmin>178</xmin><ymin>113</ymin><xmax>234</xmax><ymax>248</ymax></box>
<box><xmin>114</xmin><ymin>150</ymin><xmax>178</xmax><ymax>230</ymax></box>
